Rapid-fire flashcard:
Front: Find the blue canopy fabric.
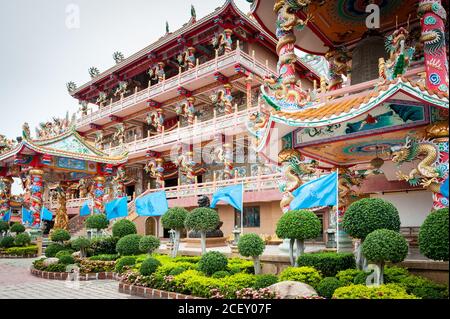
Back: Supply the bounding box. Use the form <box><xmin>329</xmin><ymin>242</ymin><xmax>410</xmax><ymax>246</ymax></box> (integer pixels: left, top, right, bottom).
<box><xmin>210</xmin><ymin>184</ymin><xmax>243</xmax><ymax>212</ymax></box>
<box><xmin>80</xmin><ymin>200</ymin><xmax>91</xmax><ymax>217</ymax></box>
<box><xmin>105</xmin><ymin>197</ymin><xmax>128</xmax><ymax>221</ymax></box>
<box><xmin>2</xmin><ymin>210</ymin><xmax>11</xmax><ymax>222</ymax></box>
<box><xmin>21</xmin><ymin>207</ymin><xmax>33</xmax><ymax>225</ymax></box>
<box><xmin>290</xmin><ymin>172</ymin><xmax>338</xmax><ymax>210</ymax></box>
<box><xmin>40</xmin><ymin>207</ymin><xmax>53</xmax><ymax>222</ymax></box>
<box><xmin>440</xmin><ymin>177</ymin><xmax>449</xmax><ymax>199</ymax></box>
<box><xmin>135</xmin><ymin>191</ymin><xmax>168</xmax><ymax>217</ymax></box>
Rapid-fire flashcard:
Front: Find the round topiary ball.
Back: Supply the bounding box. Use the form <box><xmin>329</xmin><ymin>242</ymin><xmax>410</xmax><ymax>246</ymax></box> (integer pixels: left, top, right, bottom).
<box><xmin>50</xmin><ymin>229</ymin><xmax>71</xmax><ymax>243</ymax></box>
<box><xmin>185</xmin><ymin>208</ymin><xmax>220</xmax><ymax>232</ymax></box>
<box><xmin>0</xmin><ymin>236</ymin><xmax>15</xmax><ymax>248</ymax></box>
<box><xmin>55</xmin><ymin>250</ymin><xmax>74</xmax><ymax>259</ymax></box>
<box><xmin>116</xmin><ymin>234</ymin><xmax>142</xmax><ymax>256</ymax></box>
<box><xmin>342</xmin><ymin>198</ymin><xmax>401</xmax><ymax>240</ymax></box>
<box><xmin>276</xmin><ymin>210</ymin><xmax>322</xmax><ymax>240</ymax></box>
<box><xmin>139</xmin><ymin>235</ymin><xmax>160</xmax><ymax>254</ymax></box>
<box><xmin>317</xmin><ymin>277</ymin><xmax>344</xmax><ymax>298</ymax></box>
<box><xmin>115</xmin><ymin>256</ymin><xmax>137</xmax><ymax>273</ymax></box>
<box><xmin>85</xmin><ymin>214</ymin><xmax>109</xmax><ymax>230</ymax></box>
<box><xmin>14</xmin><ymin>233</ymin><xmax>31</xmax><ymax>247</ymax></box>
<box><xmin>161</xmin><ymin>207</ymin><xmax>189</xmax><ymax>230</ymax></box>
<box><xmin>238</xmin><ymin>233</ymin><xmax>265</xmax><ymax>257</ymax></box>
<box><xmin>418</xmin><ymin>208</ymin><xmax>449</xmax><ymax>261</ymax></box>
<box><xmin>198</xmin><ymin>251</ymin><xmax>228</xmax><ymax>276</ymax></box>
<box><xmin>0</xmin><ymin>221</ymin><xmax>9</xmax><ymax>234</ymax></box>
<box><xmin>140</xmin><ymin>257</ymin><xmax>162</xmax><ymax>276</ymax></box>
<box><xmin>112</xmin><ymin>219</ymin><xmax>137</xmax><ymax>238</ymax></box>
<box><xmin>10</xmin><ymin>223</ymin><xmax>25</xmax><ymax>234</ymax></box>
<box><xmin>362</xmin><ymin>229</ymin><xmax>408</xmax><ymax>264</ymax></box>
<box><xmin>45</xmin><ymin>243</ymin><xmax>66</xmax><ymax>258</ymax></box>
<box><xmin>254</xmin><ymin>274</ymin><xmax>278</xmax><ymax>289</ymax></box>
<box><xmin>58</xmin><ymin>254</ymin><xmax>75</xmax><ymax>265</ymax></box>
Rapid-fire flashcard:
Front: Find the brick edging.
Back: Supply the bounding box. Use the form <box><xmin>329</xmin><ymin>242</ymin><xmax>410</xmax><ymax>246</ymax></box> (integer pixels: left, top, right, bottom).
<box><xmin>30</xmin><ymin>267</ymin><xmax>119</xmax><ymax>281</ymax></box>
<box><xmin>118</xmin><ymin>282</ymin><xmax>203</xmax><ymax>299</ymax></box>
<box><xmin>0</xmin><ymin>254</ymin><xmax>38</xmax><ymax>259</ymax></box>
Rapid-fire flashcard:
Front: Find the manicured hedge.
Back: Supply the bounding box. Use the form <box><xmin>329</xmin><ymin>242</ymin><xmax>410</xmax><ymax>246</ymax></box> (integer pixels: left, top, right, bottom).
<box><xmin>317</xmin><ymin>277</ymin><xmax>344</xmax><ymax>299</ymax></box>
<box><xmin>112</xmin><ymin>219</ymin><xmax>137</xmax><ymax>238</ymax></box>
<box><xmin>4</xmin><ymin>245</ymin><xmax>38</xmax><ymax>256</ymax></box>
<box><xmin>279</xmin><ymin>266</ymin><xmax>322</xmax><ymax>288</ymax></box>
<box><xmin>332</xmin><ymin>284</ymin><xmax>418</xmax><ymax>299</ymax></box>
<box><xmin>116</xmin><ymin>234</ymin><xmax>142</xmax><ymax>256</ymax></box>
<box><xmin>297</xmin><ymin>252</ymin><xmax>356</xmax><ymax>277</ymax></box>
<box><xmin>419</xmin><ymin>208</ymin><xmax>449</xmax><ymax>261</ymax></box>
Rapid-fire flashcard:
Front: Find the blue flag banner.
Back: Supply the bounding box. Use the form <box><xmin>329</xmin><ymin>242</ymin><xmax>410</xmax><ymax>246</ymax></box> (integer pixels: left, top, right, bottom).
<box><xmin>2</xmin><ymin>210</ymin><xmax>11</xmax><ymax>222</ymax></box>
<box><xmin>441</xmin><ymin>177</ymin><xmax>449</xmax><ymax>199</ymax></box>
<box><xmin>21</xmin><ymin>207</ymin><xmax>33</xmax><ymax>225</ymax></box>
<box><xmin>135</xmin><ymin>191</ymin><xmax>168</xmax><ymax>217</ymax></box>
<box><xmin>210</xmin><ymin>184</ymin><xmax>243</xmax><ymax>212</ymax></box>
<box><xmin>80</xmin><ymin>200</ymin><xmax>91</xmax><ymax>217</ymax></box>
<box><xmin>40</xmin><ymin>207</ymin><xmax>53</xmax><ymax>222</ymax></box>
<box><xmin>105</xmin><ymin>197</ymin><xmax>128</xmax><ymax>221</ymax></box>
<box><xmin>290</xmin><ymin>172</ymin><xmax>338</xmax><ymax>210</ymax></box>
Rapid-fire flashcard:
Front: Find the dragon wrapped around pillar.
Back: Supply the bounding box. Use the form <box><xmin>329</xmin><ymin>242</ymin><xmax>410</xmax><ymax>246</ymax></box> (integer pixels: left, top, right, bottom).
<box><xmin>53</xmin><ymin>184</ymin><xmax>69</xmax><ymax>231</ymax></box>
<box><xmin>210</xmin><ymin>84</ymin><xmax>233</xmax><ymax>114</ymax></box>
<box><xmin>177</xmin><ymin>151</ymin><xmax>206</xmax><ymax>185</ymax></box>
<box><xmin>176</xmin><ymin>97</ymin><xmax>196</xmax><ymax>125</ymax></box>
<box><xmin>29</xmin><ymin>169</ymin><xmax>44</xmax><ymax>227</ymax></box>
<box><xmin>384</xmin><ymin>26</ymin><xmax>415</xmax><ymax>81</ymax></box>
<box><xmin>325</xmin><ymin>47</ymin><xmax>352</xmax><ymax>90</ymax></box>
<box><xmin>0</xmin><ymin>177</ymin><xmax>13</xmax><ymax>220</ymax></box>
<box><xmin>113</xmin><ymin>166</ymin><xmax>127</xmax><ymax>198</ymax></box>
<box><xmin>214</xmin><ymin>143</ymin><xmax>234</xmax><ymax>180</ymax></box>
<box><xmin>93</xmin><ymin>176</ymin><xmax>106</xmax><ymax>214</ymax></box>
<box><xmin>146</xmin><ymin>109</ymin><xmax>165</xmax><ymax>134</ymax></box>
<box><xmin>212</xmin><ymin>29</ymin><xmax>233</xmax><ymax>55</ymax></box>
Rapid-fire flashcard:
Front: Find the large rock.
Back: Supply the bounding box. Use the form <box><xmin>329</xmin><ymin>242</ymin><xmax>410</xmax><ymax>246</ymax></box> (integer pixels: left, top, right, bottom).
<box><xmin>72</xmin><ymin>251</ymin><xmax>81</xmax><ymax>258</ymax></box>
<box><xmin>267</xmin><ymin>281</ymin><xmax>318</xmax><ymax>299</ymax></box>
<box><xmin>42</xmin><ymin>258</ymin><xmax>59</xmax><ymax>267</ymax></box>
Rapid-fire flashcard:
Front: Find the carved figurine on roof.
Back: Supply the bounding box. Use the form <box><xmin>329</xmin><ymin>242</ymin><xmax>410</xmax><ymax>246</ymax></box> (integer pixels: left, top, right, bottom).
<box><xmin>214</xmin><ymin>143</ymin><xmax>234</xmax><ymax>180</ymax></box>
<box><xmin>146</xmin><ymin>109</ymin><xmax>165</xmax><ymax>134</ymax></box>
<box><xmin>113</xmin><ymin>165</ymin><xmax>127</xmax><ymax>198</ymax></box>
<box><xmin>176</xmin><ymin>97</ymin><xmax>196</xmax><ymax>125</ymax></box>
<box><xmin>177</xmin><ymin>47</ymin><xmax>196</xmax><ymax>71</ymax></box>
<box><xmin>210</xmin><ymin>84</ymin><xmax>233</xmax><ymax>114</ymax></box>
<box><xmin>148</xmin><ymin>62</ymin><xmax>165</xmax><ymax>84</ymax></box>
<box><xmin>177</xmin><ymin>151</ymin><xmax>206</xmax><ymax>185</ymax></box>
<box><xmin>212</xmin><ymin>29</ymin><xmax>234</xmax><ymax>56</ymax></box>
<box><xmin>35</xmin><ymin>113</ymin><xmax>76</xmax><ymax>140</ymax></box>
<box><xmin>96</xmin><ymin>91</ymin><xmax>108</xmax><ymax>107</ymax></box>
<box><xmin>114</xmin><ymin>81</ymin><xmax>129</xmax><ymax>97</ymax></box>
<box><xmin>0</xmin><ymin>134</ymin><xmax>17</xmax><ymax>155</ymax></box>
<box><xmin>113</xmin><ymin>123</ymin><xmax>125</xmax><ymax>146</ymax></box>
<box><xmin>79</xmin><ymin>100</ymin><xmax>89</xmax><ymax>116</ymax></box>
<box><xmin>391</xmin><ymin>122</ymin><xmax>449</xmax><ymax>209</ymax></box>
<box><xmin>144</xmin><ymin>153</ymin><xmax>178</xmax><ymax>189</ymax></box>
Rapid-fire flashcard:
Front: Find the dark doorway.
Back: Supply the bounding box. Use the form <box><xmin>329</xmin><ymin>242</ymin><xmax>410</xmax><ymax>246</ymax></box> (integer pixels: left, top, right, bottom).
<box><xmin>165</xmin><ymin>178</ymin><xmax>178</xmax><ymax>187</ymax></box>
<box><xmin>126</xmin><ymin>185</ymin><xmax>135</xmax><ymax>202</ymax></box>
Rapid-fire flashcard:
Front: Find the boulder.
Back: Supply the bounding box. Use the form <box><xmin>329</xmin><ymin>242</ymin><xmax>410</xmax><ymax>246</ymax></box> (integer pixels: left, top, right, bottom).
<box><xmin>72</xmin><ymin>251</ymin><xmax>81</xmax><ymax>258</ymax></box>
<box><xmin>42</xmin><ymin>258</ymin><xmax>59</xmax><ymax>267</ymax></box>
<box><xmin>267</xmin><ymin>281</ymin><xmax>318</xmax><ymax>299</ymax></box>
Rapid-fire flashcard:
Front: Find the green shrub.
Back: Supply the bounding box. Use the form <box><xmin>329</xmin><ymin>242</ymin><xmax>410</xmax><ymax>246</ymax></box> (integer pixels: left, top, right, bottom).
<box><xmin>342</xmin><ymin>198</ymin><xmax>401</xmax><ymax>240</ymax></box>
<box><xmin>170</xmin><ymin>266</ymin><xmax>189</xmax><ymax>276</ymax></box>
<box><xmin>419</xmin><ymin>208</ymin><xmax>449</xmax><ymax>261</ymax></box>
<box><xmin>45</xmin><ymin>243</ymin><xmax>66</xmax><ymax>257</ymax></box>
<box><xmin>139</xmin><ymin>236</ymin><xmax>160</xmax><ymax>254</ymax></box>
<box><xmin>71</xmin><ymin>237</ymin><xmax>91</xmax><ymax>257</ymax></box>
<box><xmin>0</xmin><ymin>236</ymin><xmax>14</xmax><ymax>248</ymax></box>
<box><xmin>10</xmin><ymin>223</ymin><xmax>25</xmax><ymax>234</ymax></box>
<box><xmin>116</xmin><ymin>234</ymin><xmax>142</xmax><ymax>256</ymax></box>
<box><xmin>55</xmin><ymin>250</ymin><xmax>75</xmax><ymax>259</ymax></box>
<box><xmin>161</xmin><ymin>207</ymin><xmax>189</xmax><ymax>230</ymax></box>
<box><xmin>112</xmin><ymin>219</ymin><xmax>137</xmax><ymax>238</ymax></box>
<box><xmin>198</xmin><ymin>251</ymin><xmax>228</xmax><ymax>276</ymax></box>
<box><xmin>185</xmin><ymin>208</ymin><xmax>220</xmax><ymax>232</ymax></box>
<box><xmin>317</xmin><ymin>277</ymin><xmax>344</xmax><ymax>299</ymax></box>
<box><xmin>254</xmin><ymin>274</ymin><xmax>278</xmax><ymax>289</ymax></box>
<box><xmin>276</xmin><ymin>210</ymin><xmax>321</xmax><ymax>240</ymax></box>
<box><xmin>14</xmin><ymin>233</ymin><xmax>31</xmax><ymax>247</ymax></box>
<box><xmin>154</xmin><ymin>262</ymin><xmax>197</xmax><ymax>277</ymax></box>
<box><xmin>399</xmin><ymin>275</ymin><xmax>448</xmax><ymax>299</ymax></box>
<box><xmin>79</xmin><ymin>259</ymin><xmax>115</xmax><ymax>273</ymax></box>
<box><xmin>238</xmin><ymin>233</ymin><xmax>265</xmax><ymax>257</ymax></box>
<box><xmin>50</xmin><ymin>229</ymin><xmax>71</xmax><ymax>243</ymax></box>
<box><xmin>90</xmin><ymin>236</ymin><xmax>118</xmax><ymax>255</ymax></box>
<box><xmin>383</xmin><ymin>266</ymin><xmax>410</xmax><ymax>283</ymax></box>
<box><xmin>279</xmin><ymin>266</ymin><xmax>322</xmax><ymax>288</ymax></box>
<box><xmin>4</xmin><ymin>245</ymin><xmax>38</xmax><ymax>256</ymax></box>
<box><xmin>115</xmin><ymin>256</ymin><xmax>137</xmax><ymax>273</ymax></box>
<box><xmin>140</xmin><ymin>257</ymin><xmax>161</xmax><ymax>276</ymax></box>
<box><xmin>58</xmin><ymin>254</ymin><xmax>75</xmax><ymax>265</ymax></box>
<box><xmin>335</xmin><ymin>269</ymin><xmax>365</xmax><ymax>286</ymax></box>
<box><xmin>89</xmin><ymin>254</ymin><xmax>119</xmax><ymax>261</ymax></box>
<box><xmin>0</xmin><ymin>221</ymin><xmax>9</xmax><ymax>234</ymax></box>
<box><xmin>85</xmin><ymin>214</ymin><xmax>109</xmax><ymax>230</ymax></box>
<box><xmin>46</xmin><ymin>263</ymin><xmax>69</xmax><ymax>273</ymax></box>
<box><xmin>174</xmin><ymin>270</ymin><xmax>222</xmax><ymax>298</ymax></box>
<box><xmin>220</xmin><ymin>273</ymin><xmax>258</xmax><ymax>298</ymax></box>
<box><xmin>362</xmin><ymin>229</ymin><xmax>408</xmax><ymax>264</ymax></box>
<box><xmin>211</xmin><ymin>271</ymin><xmax>230</xmax><ymax>279</ymax></box>
<box><xmin>332</xmin><ymin>284</ymin><xmax>418</xmax><ymax>299</ymax></box>
<box><xmin>227</xmin><ymin>258</ymin><xmax>254</xmax><ymax>274</ymax></box>
<box><xmin>297</xmin><ymin>252</ymin><xmax>356</xmax><ymax>277</ymax></box>
<box><xmin>353</xmin><ymin>271</ymin><xmax>371</xmax><ymax>285</ymax></box>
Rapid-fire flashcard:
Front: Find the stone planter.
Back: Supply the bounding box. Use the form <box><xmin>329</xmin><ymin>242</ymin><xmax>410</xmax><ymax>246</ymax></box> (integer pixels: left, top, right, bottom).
<box><xmin>118</xmin><ymin>283</ymin><xmax>202</xmax><ymax>299</ymax></box>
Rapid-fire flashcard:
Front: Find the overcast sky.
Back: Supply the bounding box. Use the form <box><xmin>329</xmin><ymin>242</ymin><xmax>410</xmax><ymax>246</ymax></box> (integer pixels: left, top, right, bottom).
<box><xmin>0</xmin><ymin>0</ymin><xmax>251</xmax><ymax>140</ymax></box>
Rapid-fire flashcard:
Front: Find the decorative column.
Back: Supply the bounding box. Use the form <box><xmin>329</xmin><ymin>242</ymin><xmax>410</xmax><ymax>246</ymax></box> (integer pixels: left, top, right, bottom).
<box><xmin>223</xmin><ymin>84</ymin><xmax>233</xmax><ymax>114</ymax></box>
<box><xmin>325</xmin><ymin>48</ymin><xmax>351</xmax><ymax>91</ymax></box>
<box><xmin>186</xmin><ymin>47</ymin><xmax>196</xmax><ymax>70</ymax></box>
<box><xmin>155</xmin><ymin>158</ymin><xmax>165</xmax><ymax>189</ymax></box>
<box><xmin>113</xmin><ymin>166</ymin><xmax>127</xmax><ymax>198</ymax></box>
<box><xmin>186</xmin><ymin>97</ymin><xmax>196</xmax><ymax>125</ymax></box>
<box><xmin>223</xmin><ymin>29</ymin><xmax>233</xmax><ymax>54</ymax></box>
<box><xmin>0</xmin><ymin>176</ymin><xmax>13</xmax><ymax>220</ymax></box>
<box><xmin>157</xmin><ymin>62</ymin><xmax>166</xmax><ymax>83</ymax></box>
<box><xmin>54</xmin><ymin>184</ymin><xmax>69</xmax><ymax>231</ymax></box>
<box><xmin>93</xmin><ymin>176</ymin><xmax>106</xmax><ymax>214</ymax></box>
<box><xmin>29</xmin><ymin>169</ymin><xmax>44</xmax><ymax>227</ymax></box>
<box><xmin>245</xmin><ymin>74</ymin><xmax>253</xmax><ymax>108</ymax></box>
<box><xmin>418</xmin><ymin>0</ymin><xmax>448</xmax><ymax>93</ymax></box>
<box><xmin>215</xmin><ymin>143</ymin><xmax>234</xmax><ymax>180</ymax></box>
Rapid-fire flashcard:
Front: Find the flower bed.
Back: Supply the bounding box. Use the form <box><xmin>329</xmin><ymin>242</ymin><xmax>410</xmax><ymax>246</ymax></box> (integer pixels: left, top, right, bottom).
<box><xmin>30</xmin><ymin>267</ymin><xmax>119</xmax><ymax>281</ymax></box>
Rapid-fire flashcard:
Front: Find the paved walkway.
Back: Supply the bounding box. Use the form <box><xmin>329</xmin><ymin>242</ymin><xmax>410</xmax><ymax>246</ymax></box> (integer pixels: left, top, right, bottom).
<box><xmin>0</xmin><ymin>258</ymin><xmax>140</xmax><ymax>299</ymax></box>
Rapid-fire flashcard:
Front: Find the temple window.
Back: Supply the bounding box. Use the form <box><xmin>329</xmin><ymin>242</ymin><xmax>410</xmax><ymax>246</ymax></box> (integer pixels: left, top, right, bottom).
<box><xmin>234</xmin><ymin>206</ymin><xmax>260</xmax><ymax>228</ymax></box>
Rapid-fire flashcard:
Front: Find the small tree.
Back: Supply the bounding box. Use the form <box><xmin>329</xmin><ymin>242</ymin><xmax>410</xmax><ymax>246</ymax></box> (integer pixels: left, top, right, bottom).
<box><xmin>361</xmin><ymin>229</ymin><xmax>408</xmax><ymax>284</ymax></box>
<box><xmin>14</xmin><ymin>233</ymin><xmax>31</xmax><ymax>247</ymax></box>
<box><xmin>161</xmin><ymin>207</ymin><xmax>188</xmax><ymax>257</ymax></box>
<box><xmin>419</xmin><ymin>208</ymin><xmax>449</xmax><ymax>261</ymax></box>
<box><xmin>276</xmin><ymin>210</ymin><xmax>321</xmax><ymax>266</ymax></box>
<box><xmin>342</xmin><ymin>198</ymin><xmax>401</xmax><ymax>269</ymax></box>
<box><xmin>50</xmin><ymin>228</ymin><xmax>71</xmax><ymax>244</ymax></box>
<box><xmin>185</xmin><ymin>208</ymin><xmax>220</xmax><ymax>254</ymax></box>
<box><xmin>85</xmin><ymin>214</ymin><xmax>109</xmax><ymax>236</ymax></box>
<box><xmin>71</xmin><ymin>237</ymin><xmax>91</xmax><ymax>258</ymax></box>
<box><xmin>0</xmin><ymin>221</ymin><xmax>9</xmax><ymax>237</ymax></box>
<box><xmin>112</xmin><ymin>219</ymin><xmax>137</xmax><ymax>238</ymax></box>
<box><xmin>10</xmin><ymin>223</ymin><xmax>25</xmax><ymax>234</ymax></box>
<box><xmin>139</xmin><ymin>235</ymin><xmax>160</xmax><ymax>255</ymax></box>
<box><xmin>237</xmin><ymin>233</ymin><xmax>265</xmax><ymax>274</ymax></box>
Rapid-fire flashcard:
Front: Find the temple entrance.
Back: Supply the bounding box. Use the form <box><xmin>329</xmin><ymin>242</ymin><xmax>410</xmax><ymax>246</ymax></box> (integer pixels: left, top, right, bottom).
<box><xmin>126</xmin><ymin>185</ymin><xmax>135</xmax><ymax>202</ymax></box>
<box><xmin>145</xmin><ymin>217</ymin><xmax>157</xmax><ymax>236</ymax></box>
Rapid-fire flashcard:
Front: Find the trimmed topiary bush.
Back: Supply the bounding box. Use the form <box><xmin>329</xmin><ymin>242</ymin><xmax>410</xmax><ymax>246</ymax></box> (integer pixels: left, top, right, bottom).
<box><xmin>50</xmin><ymin>229</ymin><xmax>71</xmax><ymax>243</ymax></box>
<box><xmin>58</xmin><ymin>254</ymin><xmax>75</xmax><ymax>265</ymax></box>
<box><xmin>332</xmin><ymin>284</ymin><xmax>418</xmax><ymax>299</ymax></box>
<box><xmin>0</xmin><ymin>221</ymin><xmax>9</xmax><ymax>235</ymax></box>
<box><xmin>90</xmin><ymin>236</ymin><xmax>118</xmax><ymax>255</ymax></box>
<box><xmin>198</xmin><ymin>251</ymin><xmax>228</xmax><ymax>276</ymax></box>
<box><xmin>71</xmin><ymin>237</ymin><xmax>91</xmax><ymax>258</ymax></box>
<box><xmin>112</xmin><ymin>219</ymin><xmax>137</xmax><ymax>238</ymax></box>
<box><xmin>335</xmin><ymin>269</ymin><xmax>365</xmax><ymax>286</ymax></box>
<box><xmin>297</xmin><ymin>252</ymin><xmax>356</xmax><ymax>277</ymax></box>
<box><xmin>45</xmin><ymin>243</ymin><xmax>66</xmax><ymax>258</ymax></box>
<box><xmin>85</xmin><ymin>214</ymin><xmax>109</xmax><ymax>231</ymax></box>
<box><xmin>237</xmin><ymin>233</ymin><xmax>265</xmax><ymax>274</ymax></box>
<box><xmin>418</xmin><ymin>208</ymin><xmax>448</xmax><ymax>261</ymax></box>
<box><xmin>276</xmin><ymin>210</ymin><xmax>321</xmax><ymax>266</ymax></box>
<box><xmin>279</xmin><ymin>266</ymin><xmax>322</xmax><ymax>288</ymax></box>
<box><xmin>185</xmin><ymin>207</ymin><xmax>220</xmax><ymax>254</ymax></box>
<box><xmin>10</xmin><ymin>223</ymin><xmax>25</xmax><ymax>234</ymax></box>
<box><xmin>140</xmin><ymin>257</ymin><xmax>161</xmax><ymax>276</ymax></box>
<box><xmin>116</xmin><ymin>234</ymin><xmax>142</xmax><ymax>256</ymax></box>
<box><xmin>161</xmin><ymin>207</ymin><xmax>188</xmax><ymax>257</ymax></box>
<box><xmin>14</xmin><ymin>233</ymin><xmax>31</xmax><ymax>247</ymax></box>
<box><xmin>317</xmin><ymin>277</ymin><xmax>344</xmax><ymax>299</ymax></box>
<box><xmin>211</xmin><ymin>271</ymin><xmax>230</xmax><ymax>279</ymax></box>
<box><xmin>55</xmin><ymin>250</ymin><xmax>74</xmax><ymax>259</ymax></box>
<box><xmin>115</xmin><ymin>256</ymin><xmax>137</xmax><ymax>273</ymax></box>
<box><xmin>139</xmin><ymin>235</ymin><xmax>160</xmax><ymax>255</ymax></box>
<box><xmin>170</xmin><ymin>266</ymin><xmax>190</xmax><ymax>276</ymax></box>
<box><xmin>0</xmin><ymin>236</ymin><xmax>15</xmax><ymax>248</ymax></box>
<box><xmin>362</xmin><ymin>229</ymin><xmax>408</xmax><ymax>284</ymax></box>
<box><xmin>398</xmin><ymin>275</ymin><xmax>449</xmax><ymax>299</ymax></box>
<box><xmin>254</xmin><ymin>274</ymin><xmax>278</xmax><ymax>289</ymax></box>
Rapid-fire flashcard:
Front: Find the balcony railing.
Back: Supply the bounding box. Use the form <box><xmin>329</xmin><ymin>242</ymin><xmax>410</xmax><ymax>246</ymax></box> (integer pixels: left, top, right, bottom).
<box><xmin>76</xmin><ymin>49</ymin><xmax>275</xmax><ymax>129</ymax></box>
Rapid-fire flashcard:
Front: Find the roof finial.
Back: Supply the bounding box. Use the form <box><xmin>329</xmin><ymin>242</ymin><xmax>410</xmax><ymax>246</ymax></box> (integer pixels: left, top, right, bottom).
<box><xmin>191</xmin><ymin>4</ymin><xmax>196</xmax><ymax>22</ymax></box>
<box><xmin>166</xmin><ymin>21</ymin><xmax>170</xmax><ymax>34</ymax></box>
